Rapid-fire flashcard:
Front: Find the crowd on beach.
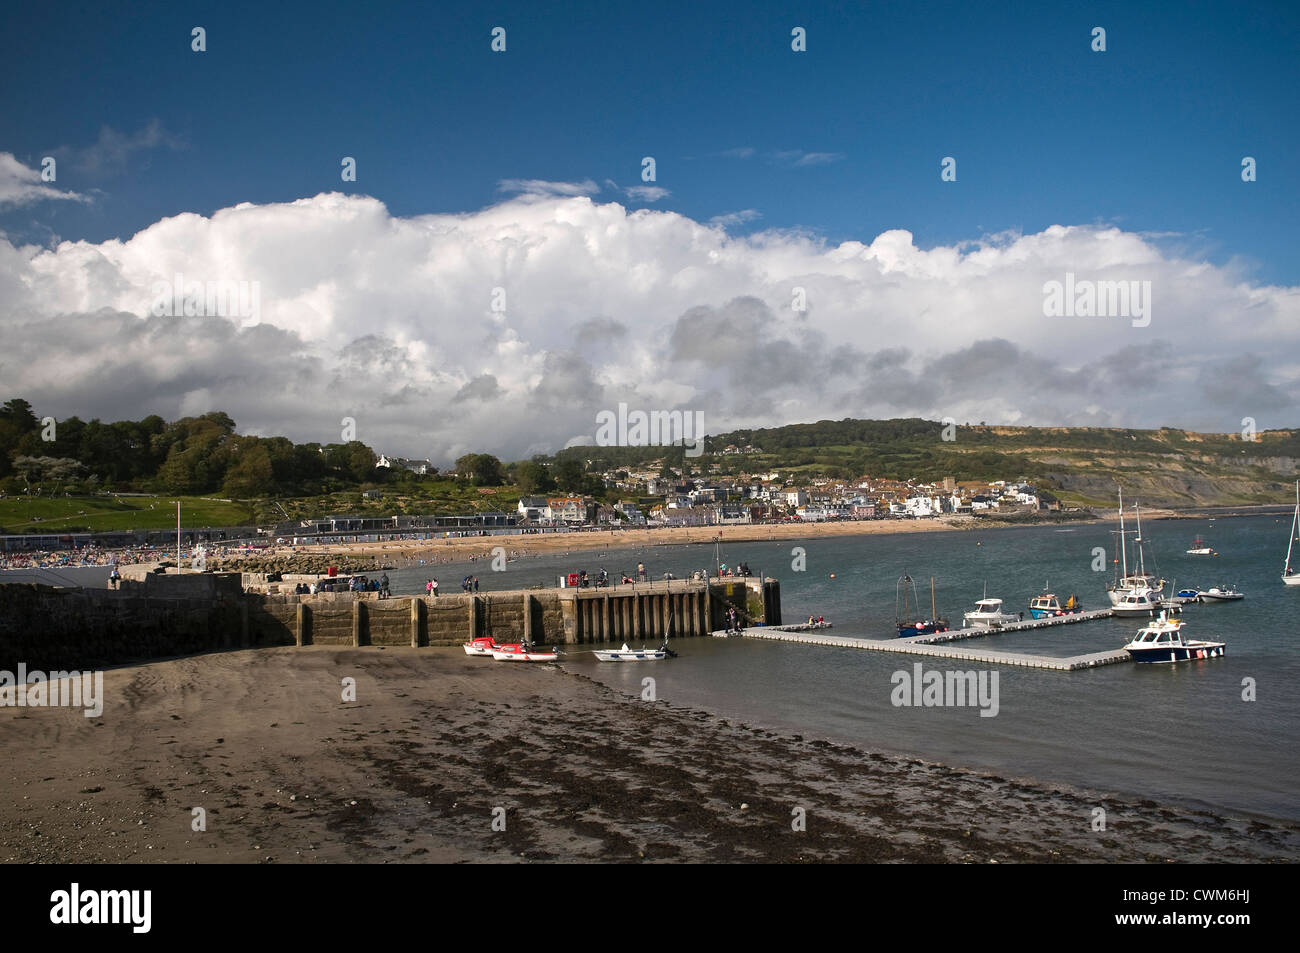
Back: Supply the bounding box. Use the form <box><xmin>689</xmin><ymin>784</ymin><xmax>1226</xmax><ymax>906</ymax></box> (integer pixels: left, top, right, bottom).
<box><xmin>1</xmin><ymin>545</ymin><xmax>169</xmax><ymax>570</ymax></box>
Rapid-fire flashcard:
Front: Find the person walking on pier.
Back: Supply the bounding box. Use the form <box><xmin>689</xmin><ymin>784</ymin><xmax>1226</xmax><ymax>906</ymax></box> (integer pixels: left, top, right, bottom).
<box><xmin>637</xmin><ymin>562</ymin><xmax>647</xmax><ymax>582</ymax></box>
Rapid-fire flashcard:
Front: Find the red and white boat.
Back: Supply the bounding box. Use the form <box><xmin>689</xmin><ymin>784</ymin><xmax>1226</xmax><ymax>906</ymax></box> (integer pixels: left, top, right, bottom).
<box><xmin>463</xmin><ymin>636</ymin><xmax>504</xmax><ymax>656</ymax></box>
<box><xmin>489</xmin><ymin>642</ymin><xmax>563</xmax><ymax>663</ymax></box>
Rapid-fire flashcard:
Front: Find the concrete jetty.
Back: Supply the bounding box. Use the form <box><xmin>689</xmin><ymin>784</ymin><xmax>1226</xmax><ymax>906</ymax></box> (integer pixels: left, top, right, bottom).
<box><xmin>0</xmin><ymin>572</ymin><xmax>785</xmax><ymax>673</ymax></box>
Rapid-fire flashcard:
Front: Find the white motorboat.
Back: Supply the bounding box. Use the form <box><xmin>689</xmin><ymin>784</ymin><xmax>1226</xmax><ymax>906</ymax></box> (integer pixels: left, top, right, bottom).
<box><xmin>592</xmin><ymin>642</ymin><xmax>677</xmax><ymax>661</ymax></box>
<box><xmin>962</xmin><ymin>597</ymin><xmax>1019</xmax><ymax>628</ymax></box>
<box><xmin>1197</xmin><ymin>586</ymin><xmax>1244</xmax><ymax>602</ymax></box>
<box><xmin>1186</xmin><ymin>537</ymin><xmax>1217</xmax><ymax>556</ymax></box>
<box><xmin>1124</xmin><ymin>612</ymin><xmax>1225</xmax><ymax>663</ymax></box>
<box><xmin>1284</xmin><ymin>481</ymin><xmax>1300</xmax><ymax>587</ymax></box>
<box><xmin>1111</xmin><ymin>589</ymin><xmax>1163</xmax><ymax>617</ymax></box>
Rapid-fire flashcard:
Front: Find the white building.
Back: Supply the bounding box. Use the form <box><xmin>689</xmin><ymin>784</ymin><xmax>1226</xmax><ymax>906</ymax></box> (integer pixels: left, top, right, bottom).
<box><xmin>615</xmin><ymin>502</ymin><xmax>646</xmax><ymax>524</ymax></box>
<box><xmin>517</xmin><ymin>496</ymin><xmax>548</xmax><ymax>520</ymax></box>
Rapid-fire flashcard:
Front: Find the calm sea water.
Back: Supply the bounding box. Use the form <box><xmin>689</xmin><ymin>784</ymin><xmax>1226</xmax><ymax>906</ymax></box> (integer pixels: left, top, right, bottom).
<box><xmin>461</xmin><ymin>516</ymin><xmax>1298</xmax><ymax>822</ymax></box>
<box><xmin>9</xmin><ymin>516</ymin><xmax>1298</xmax><ymax>819</ymax></box>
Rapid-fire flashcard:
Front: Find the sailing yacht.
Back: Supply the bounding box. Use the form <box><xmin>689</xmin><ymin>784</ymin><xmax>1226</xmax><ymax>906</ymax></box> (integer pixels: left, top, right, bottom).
<box><xmin>895</xmin><ymin>573</ymin><xmax>948</xmax><ymax>637</ymax></box>
<box><xmin>1106</xmin><ymin>490</ymin><xmax>1166</xmax><ymax>617</ymax></box>
<box><xmin>1284</xmin><ymin>481</ymin><xmax>1300</xmax><ymax>587</ymax></box>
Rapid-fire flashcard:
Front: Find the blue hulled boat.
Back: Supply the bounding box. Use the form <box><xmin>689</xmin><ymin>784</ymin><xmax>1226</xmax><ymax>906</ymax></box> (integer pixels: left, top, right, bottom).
<box><xmin>895</xmin><ymin>573</ymin><xmax>949</xmax><ymax>638</ymax></box>
<box><xmin>1028</xmin><ymin>584</ymin><xmax>1083</xmax><ymax>619</ymax></box>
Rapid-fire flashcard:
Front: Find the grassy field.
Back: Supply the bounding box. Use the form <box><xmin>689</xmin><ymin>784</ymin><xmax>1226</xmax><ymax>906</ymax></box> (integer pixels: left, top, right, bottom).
<box><xmin>0</xmin><ymin>482</ymin><xmax>527</xmax><ymax>534</ymax></box>
<box><xmin>0</xmin><ymin>495</ymin><xmax>254</xmax><ymax>534</ymax></box>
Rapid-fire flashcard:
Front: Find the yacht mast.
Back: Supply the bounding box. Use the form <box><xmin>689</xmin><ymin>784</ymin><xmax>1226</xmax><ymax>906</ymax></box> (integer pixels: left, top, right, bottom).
<box><xmin>1287</xmin><ymin>481</ymin><xmax>1299</xmax><ymax>575</ymax></box>
<box><xmin>1118</xmin><ymin>488</ymin><xmax>1129</xmax><ymax>581</ymax></box>
<box><xmin>1135</xmin><ymin>501</ymin><xmax>1147</xmax><ymax>579</ymax></box>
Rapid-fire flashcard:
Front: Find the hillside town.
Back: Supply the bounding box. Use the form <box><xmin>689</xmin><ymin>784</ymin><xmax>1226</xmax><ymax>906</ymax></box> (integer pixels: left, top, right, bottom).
<box><xmin>272</xmin><ymin>463</ymin><xmax>1063</xmax><ymax>541</ymax></box>
<box><xmin>524</xmin><ymin>470</ymin><xmax>1061</xmax><ymax>528</ymax></box>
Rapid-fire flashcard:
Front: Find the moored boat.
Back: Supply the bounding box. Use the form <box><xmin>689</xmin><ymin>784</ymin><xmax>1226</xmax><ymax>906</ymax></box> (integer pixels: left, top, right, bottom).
<box><xmin>1186</xmin><ymin>538</ymin><xmax>1217</xmax><ymax>556</ymax></box>
<box><xmin>1111</xmin><ymin>589</ymin><xmax>1163</xmax><ymax>617</ymax></box>
<box><xmin>1284</xmin><ymin>481</ymin><xmax>1300</xmax><ymax>587</ymax></box>
<box><xmin>963</xmin><ymin>597</ymin><xmax>1019</xmax><ymax>628</ymax></box>
<box><xmin>1028</xmin><ymin>586</ymin><xmax>1083</xmax><ymax>619</ymax></box>
<box><xmin>1197</xmin><ymin>586</ymin><xmax>1244</xmax><ymax>602</ymax></box>
<box><xmin>1158</xmin><ymin>581</ymin><xmax>1193</xmax><ymax>609</ymax></box>
<box><xmin>895</xmin><ymin>573</ymin><xmax>948</xmax><ymax>637</ymax></box>
<box><xmin>592</xmin><ymin>641</ymin><xmax>677</xmax><ymax>661</ymax></box>
<box><xmin>489</xmin><ymin>642</ymin><xmax>563</xmax><ymax>662</ymax></box>
<box><xmin>897</xmin><ymin>620</ymin><xmax>948</xmax><ymax>637</ymax></box>
<box><xmin>1124</xmin><ymin>612</ymin><xmax>1225</xmax><ymax>663</ymax></box>
<box><xmin>1106</xmin><ymin>491</ymin><xmax>1166</xmax><ymax>616</ymax></box>
<box><xmin>463</xmin><ymin>636</ymin><xmax>503</xmax><ymax>656</ymax></box>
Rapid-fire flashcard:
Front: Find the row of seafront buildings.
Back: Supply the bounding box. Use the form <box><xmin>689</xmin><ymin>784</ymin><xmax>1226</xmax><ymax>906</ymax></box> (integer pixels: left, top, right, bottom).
<box><xmin>516</xmin><ymin>476</ymin><xmax>1058</xmax><ymax>529</ymax></box>
<box><xmin>267</xmin><ymin>456</ymin><xmax>1059</xmax><ymax>542</ymax></box>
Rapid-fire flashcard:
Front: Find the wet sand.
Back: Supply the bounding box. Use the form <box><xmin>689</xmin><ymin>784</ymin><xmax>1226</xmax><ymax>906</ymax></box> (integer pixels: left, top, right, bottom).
<box><xmin>1</xmin><ymin>646</ymin><xmax>1293</xmax><ymax>863</ymax></box>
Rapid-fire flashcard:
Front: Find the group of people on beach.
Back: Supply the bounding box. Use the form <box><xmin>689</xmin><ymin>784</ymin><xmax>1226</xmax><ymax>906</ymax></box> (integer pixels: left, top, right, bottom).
<box><xmin>2</xmin><ymin>543</ymin><xmax>198</xmax><ymax>570</ymax></box>
<box><xmin>0</xmin><ymin>539</ymin><xmax>280</xmax><ymax>572</ymax></box>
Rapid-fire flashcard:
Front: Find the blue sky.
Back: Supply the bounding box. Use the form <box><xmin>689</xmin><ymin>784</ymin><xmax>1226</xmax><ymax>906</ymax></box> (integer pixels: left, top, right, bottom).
<box><xmin>3</xmin><ymin>0</ymin><xmax>1297</xmax><ymax>283</ymax></box>
<box><xmin>1</xmin><ymin>1</ymin><xmax>1297</xmax><ymax>459</ymax></box>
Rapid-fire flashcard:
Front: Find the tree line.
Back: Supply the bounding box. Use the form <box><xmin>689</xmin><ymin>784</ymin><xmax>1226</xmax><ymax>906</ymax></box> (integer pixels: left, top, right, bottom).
<box><xmin>0</xmin><ymin>398</ymin><xmax>378</xmax><ymax>499</ymax></box>
<box><xmin>0</xmin><ymin>398</ymin><xmax>611</xmax><ymax>502</ymax></box>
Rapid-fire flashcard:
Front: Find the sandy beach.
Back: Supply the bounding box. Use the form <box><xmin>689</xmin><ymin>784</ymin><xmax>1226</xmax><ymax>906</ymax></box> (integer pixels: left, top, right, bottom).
<box><xmin>245</xmin><ymin>508</ymin><xmax>1231</xmax><ymax>568</ymax></box>
<box><xmin>274</xmin><ymin>516</ymin><xmax>1022</xmax><ymax>567</ymax></box>
<box><xmin>2</xmin><ymin>646</ymin><xmax>1293</xmax><ymax>863</ymax></box>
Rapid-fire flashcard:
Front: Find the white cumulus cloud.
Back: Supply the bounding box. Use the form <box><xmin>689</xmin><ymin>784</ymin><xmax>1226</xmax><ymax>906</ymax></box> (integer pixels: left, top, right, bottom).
<box><xmin>0</xmin><ymin>192</ymin><xmax>1295</xmax><ymax>464</ymax></box>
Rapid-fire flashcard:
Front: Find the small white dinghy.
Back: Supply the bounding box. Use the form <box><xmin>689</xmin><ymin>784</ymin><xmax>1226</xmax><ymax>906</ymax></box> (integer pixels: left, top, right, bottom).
<box><xmin>592</xmin><ymin>642</ymin><xmax>677</xmax><ymax>661</ymax></box>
